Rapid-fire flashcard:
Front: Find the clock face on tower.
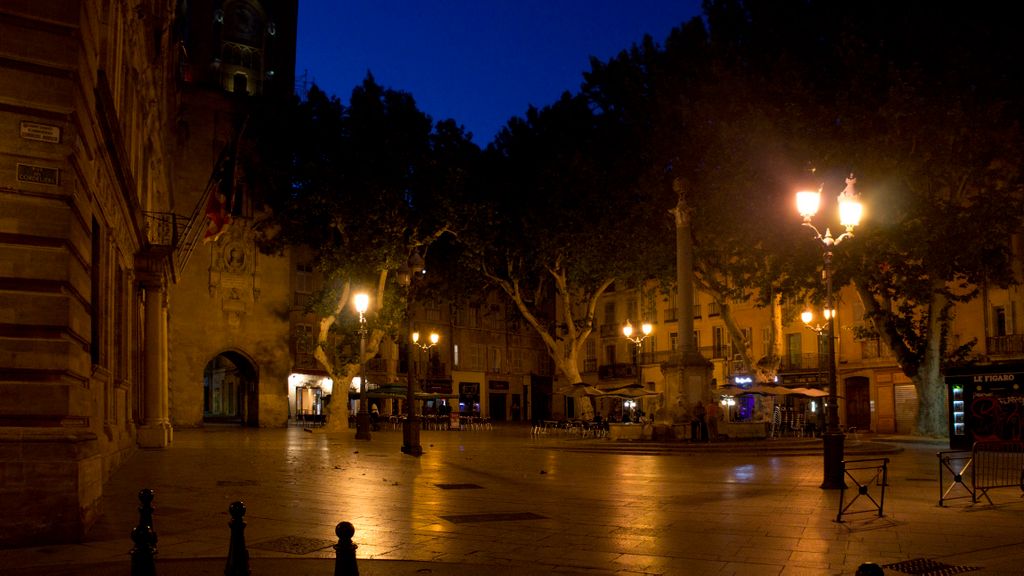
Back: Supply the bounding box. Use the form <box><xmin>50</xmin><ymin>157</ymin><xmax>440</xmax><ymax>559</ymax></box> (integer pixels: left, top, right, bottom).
<box><xmin>225</xmin><ymin>1</ymin><xmax>262</xmax><ymax>43</ymax></box>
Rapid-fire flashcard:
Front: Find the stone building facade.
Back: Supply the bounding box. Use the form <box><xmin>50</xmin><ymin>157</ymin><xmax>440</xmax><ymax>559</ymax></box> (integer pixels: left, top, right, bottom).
<box><xmin>0</xmin><ymin>0</ymin><xmax>297</xmax><ymax>545</ymax></box>
<box><xmin>165</xmin><ymin>0</ymin><xmax>297</xmax><ymax>430</ymax></box>
<box><xmin>576</xmin><ymin>269</ymin><xmax>1024</xmax><ymax>437</ymax></box>
<box><xmin>1</xmin><ymin>0</ymin><xmax>176</xmax><ymax>544</ymax></box>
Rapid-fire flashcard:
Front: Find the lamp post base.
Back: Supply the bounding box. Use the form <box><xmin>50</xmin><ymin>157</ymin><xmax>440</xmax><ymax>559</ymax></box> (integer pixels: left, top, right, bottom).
<box><xmin>402</xmin><ymin>417</ymin><xmax>423</xmax><ymax>456</ymax></box>
<box><xmin>820</xmin><ymin>431</ymin><xmax>845</xmax><ymax>489</ymax></box>
<box><xmin>355</xmin><ymin>412</ymin><xmax>371</xmax><ymax>440</ymax></box>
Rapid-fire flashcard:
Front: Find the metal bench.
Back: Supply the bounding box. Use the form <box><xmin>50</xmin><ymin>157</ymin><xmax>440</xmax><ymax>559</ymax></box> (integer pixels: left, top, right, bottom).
<box><xmin>971</xmin><ymin>441</ymin><xmax>1024</xmax><ymax>504</ymax></box>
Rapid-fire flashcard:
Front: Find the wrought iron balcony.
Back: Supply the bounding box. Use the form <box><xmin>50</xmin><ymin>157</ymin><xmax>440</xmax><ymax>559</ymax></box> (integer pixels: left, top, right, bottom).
<box><xmin>143</xmin><ymin>211</ymin><xmax>184</xmax><ymax>247</ymax></box>
<box><xmin>778</xmin><ymin>353</ymin><xmax>827</xmax><ymax>372</ymax></box>
<box><xmin>988</xmin><ymin>334</ymin><xmax>1024</xmax><ymax>356</ymax></box>
<box><xmin>598</xmin><ymin>362</ymin><xmax>636</xmax><ymax>380</ymax></box>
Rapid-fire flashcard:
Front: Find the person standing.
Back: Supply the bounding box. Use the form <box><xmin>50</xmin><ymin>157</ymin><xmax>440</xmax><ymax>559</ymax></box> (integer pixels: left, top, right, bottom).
<box><xmin>706</xmin><ymin>400</ymin><xmax>721</xmax><ymax>441</ymax></box>
<box><xmin>691</xmin><ymin>400</ymin><xmax>706</xmax><ymax>441</ymax></box>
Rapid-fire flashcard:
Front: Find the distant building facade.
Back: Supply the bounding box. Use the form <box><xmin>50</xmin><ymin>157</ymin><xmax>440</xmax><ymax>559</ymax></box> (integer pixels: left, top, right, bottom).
<box><xmin>570</xmin><ymin>252</ymin><xmax>1024</xmax><ymax>436</ymax></box>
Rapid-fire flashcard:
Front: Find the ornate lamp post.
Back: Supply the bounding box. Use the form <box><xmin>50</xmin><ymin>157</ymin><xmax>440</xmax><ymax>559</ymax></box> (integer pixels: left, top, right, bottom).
<box><xmin>622</xmin><ymin>319</ymin><xmax>652</xmax><ymax>420</ymax></box>
<box><xmin>796</xmin><ymin>174</ymin><xmax>862</xmax><ymax>489</ymax></box>
<box><xmin>398</xmin><ymin>252</ymin><xmax>426</xmax><ymax>456</ymax></box>
<box><xmin>413</xmin><ymin>331</ymin><xmax>440</xmax><ymax>356</ymax></box>
<box><xmin>353</xmin><ymin>292</ymin><xmax>371</xmax><ymax>441</ymax></box>
<box><xmin>801</xmin><ymin>307</ymin><xmax>834</xmax><ymax>437</ymax></box>
<box><xmin>412</xmin><ymin>329</ymin><xmax>440</xmax><ymax>417</ymax></box>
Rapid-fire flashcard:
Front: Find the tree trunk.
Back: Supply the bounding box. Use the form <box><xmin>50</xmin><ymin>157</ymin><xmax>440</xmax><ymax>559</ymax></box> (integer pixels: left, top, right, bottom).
<box><xmin>755</xmin><ymin>293</ymin><xmax>784</xmax><ymax>385</ymax></box>
<box><xmin>912</xmin><ymin>360</ymin><xmax>947</xmax><ymax>436</ymax></box>
<box><xmin>483</xmin><ymin>267</ymin><xmax>609</xmax><ymax>422</ymax></box>
<box><xmin>914</xmin><ymin>287</ymin><xmax>949</xmax><ymax>436</ymax></box>
<box><xmin>715</xmin><ymin>292</ymin><xmax>782</xmax><ymax>385</ymax></box>
<box><xmin>314</xmin><ymin>273</ymin><xmax>388</xmax><ymax>429</ymax></box>
<box><xmin>557</xmin><ymin>360</ymin><xmax>594</xmax><ymax>419</ymax></box>
<box><xmin>854</xmin><ymin>277</ymin><xmax>950</xmax><ymax>437</ymax></box>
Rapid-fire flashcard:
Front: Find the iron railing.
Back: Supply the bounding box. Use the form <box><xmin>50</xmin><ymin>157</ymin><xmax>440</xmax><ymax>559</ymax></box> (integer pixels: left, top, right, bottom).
<box><xmin>987</xmin><ymin>334</ymin><xmax>1024</xmax><ymax>356</ymax></box>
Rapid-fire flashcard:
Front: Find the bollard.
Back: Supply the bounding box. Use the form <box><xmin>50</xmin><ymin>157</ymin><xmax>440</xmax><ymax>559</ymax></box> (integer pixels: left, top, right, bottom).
<box><xmin>224</xmin><ymin>501</ymin><xmax>250</xmax><ymax>576</ymax></box>
<box><xmin>333</xmin><ymin>521</ymin><xmax>359</xmax><ymax>576</ymax></box>
<box><xmin>137</xmin><ymin>488</ymin><xmax>155</xmax><ymax>531</ymax></box>
<box><xmin>856</xmin><ymin>562</ymin><xmax>884</xmax><ymax>575</ymax></box>
<box><xmin>130</xmin><ymin>525</ymin><xmax>157</xmax><ymax>576</ymax></box>
<box><xmin>129</xmin><ymin>489</ymin><xmax>157</xmax><ymax>576</ymax></box>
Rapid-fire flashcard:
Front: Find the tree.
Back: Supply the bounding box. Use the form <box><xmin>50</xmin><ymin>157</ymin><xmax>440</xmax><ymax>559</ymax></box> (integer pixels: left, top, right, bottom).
<box><xmin>701</xmin><ymin>0</ymin><xmax>1024</xmax><ymax>435</ymax></box>
<box><xmin>254</xmin><ymin>78</ymin><xmax>477</xmax><ymax>423</ymax></box>
<box><xmin>581</xmin><ymin>15</ymin><xmax>825</xmax><ymax>386</ymax></box>
<box><xmin>841</xmin><ymin>83</ymin><xmax>1024</xmax><ymax>435</ymax></box>
<box><xmin>461</xmin><ymin>93</ymin><xmax>675</xmax><ymax>419</ymax></box>
<box><xmin>580</xmin><ymin>2</ymin><xmax>1024</xmax><ymax>440</ymax></box>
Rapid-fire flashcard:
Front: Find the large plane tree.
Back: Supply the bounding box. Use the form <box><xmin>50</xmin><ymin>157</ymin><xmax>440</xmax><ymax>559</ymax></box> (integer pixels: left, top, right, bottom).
<box><xmin>697</xmin><ymin>0</ymin><xmax>1024</xmax><ymax>435</ymax></box>
<box><xmin>254</xmin><ymin>78</ymin><xmax>477</xmax><ymax>423</ymax></box>
<box><xmin>460</xmin><ymin>93</ymin><xmax>675</xmax><ymax>419</ymax></box>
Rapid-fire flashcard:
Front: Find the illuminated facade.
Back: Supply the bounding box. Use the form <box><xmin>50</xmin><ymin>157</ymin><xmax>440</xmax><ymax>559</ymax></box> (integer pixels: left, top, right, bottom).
<box><xmin>572</xmin><ymin>259</ymin><xmax>1024</xmax><ymax>435</ymax></box>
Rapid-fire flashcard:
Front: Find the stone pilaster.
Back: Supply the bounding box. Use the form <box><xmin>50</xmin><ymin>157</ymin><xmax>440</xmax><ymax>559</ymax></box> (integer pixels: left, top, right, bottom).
<box><xmin>136</xmin><ymin>256</ymin><xmax>173</xmax><ymax>448</ymax></box>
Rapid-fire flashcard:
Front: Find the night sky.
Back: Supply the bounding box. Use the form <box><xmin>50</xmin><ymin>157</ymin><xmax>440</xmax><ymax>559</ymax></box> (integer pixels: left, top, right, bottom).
<box><xmin>296</xmin><ymin>1</ymin><xmax>704</xmax><ymax>144</ymax></box>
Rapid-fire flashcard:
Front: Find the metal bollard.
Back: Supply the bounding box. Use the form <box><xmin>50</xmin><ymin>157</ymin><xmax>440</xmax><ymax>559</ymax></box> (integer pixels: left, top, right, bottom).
<box><xmin>856</xmin><ymin>562</ymin><xmax>884</xmax><ymax>575</ymax></box>
<box><xmin>137</xmin><ymin>488</ymin><xmax>155</xmax><ymax>531</ymax></box>
<box><xmin>333</xmin><ymin>521</ymin><xmax>359</xmax><ymax>576</ymax></box>
<box><xmin>224</xmin><ymin>501</ymin><xmax>250</xmax><ymax>576</ymax></box>
<box><xmin>129</xmin><ymin>489</ymin><xmax>157</xmax><ymax>576</ymax></box>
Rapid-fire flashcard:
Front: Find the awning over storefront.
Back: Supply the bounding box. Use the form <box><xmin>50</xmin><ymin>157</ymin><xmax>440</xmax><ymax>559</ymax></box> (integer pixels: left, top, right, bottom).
<box><xmin>717</xmin><ymin>384</ymin><xmax>828</xmax><ymax>397</ymax></box>
<box><xmin>567</xmin><ymin>382</ymin><xmax>661</xmax><ymax>399</ymax></box>
<box><xmin>347</xmin><ymin>383</ymin><xmax>458</xmax><ymax>400</ymax></box>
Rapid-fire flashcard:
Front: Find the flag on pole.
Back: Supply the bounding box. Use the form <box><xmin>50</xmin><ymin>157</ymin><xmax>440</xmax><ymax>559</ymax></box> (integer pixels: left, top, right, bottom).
<box><xmin>203</xmin><ymin>117</ymin><xmax>248</xmax><ymax>243</ymax></box>
<box><xmin>202</xmin><ymin>156</ymin><xmax>232</xmax><ymax>243</ymax></box>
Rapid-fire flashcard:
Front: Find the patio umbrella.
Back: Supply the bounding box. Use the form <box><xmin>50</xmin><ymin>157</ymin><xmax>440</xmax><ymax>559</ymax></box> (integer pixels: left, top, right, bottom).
<box><xmin>604</xmin><ymin>387</ymin><xmax>661</xmax><ymax>399</ymax></box>
<box><xmin>789</xmin><ymin>387</ymin><xmax>828</xmax><ymax>398</ymax></box>
<box><xmin>569</xmin><ymin>382</ymin><xmax>607</xmax><ymax>397</ymax></box>
<box><xmin>744</xmin><ymin>384</ymin><xmax>794</xmax><ymax>395</ymax></box>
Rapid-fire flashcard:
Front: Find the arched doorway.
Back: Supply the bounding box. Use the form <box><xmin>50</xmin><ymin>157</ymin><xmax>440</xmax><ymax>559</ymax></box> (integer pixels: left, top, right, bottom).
<box><xmin>203</xmin><ymin>350</ymin><xmax>259</xmax><ymax>426</ymax></box>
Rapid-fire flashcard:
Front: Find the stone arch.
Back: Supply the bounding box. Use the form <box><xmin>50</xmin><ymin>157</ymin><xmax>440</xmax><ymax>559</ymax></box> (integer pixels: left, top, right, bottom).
<box><xmin>203</xmin><ymin>348</ymin><xmax>260</xmax><ymax>426</ymax></box>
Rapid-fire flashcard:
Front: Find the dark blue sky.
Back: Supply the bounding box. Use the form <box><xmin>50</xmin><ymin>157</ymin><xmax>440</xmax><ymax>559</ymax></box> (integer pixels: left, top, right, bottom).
<box><xmin>296</xmin><ymin>1</ymin><xmax>704</xmax><ymax>144</ymax></box>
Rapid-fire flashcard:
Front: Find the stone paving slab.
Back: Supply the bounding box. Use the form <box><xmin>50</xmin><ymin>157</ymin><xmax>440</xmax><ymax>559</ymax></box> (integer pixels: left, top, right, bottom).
<box><xmin>0</xmin><ymin>558</ymin><xmax>618</xmax><ymax>576</ymax></box>
<box><xmin>1</xmin><ymin>425</ymin><xmax>1022</xmax><ymax>576</ymax></box>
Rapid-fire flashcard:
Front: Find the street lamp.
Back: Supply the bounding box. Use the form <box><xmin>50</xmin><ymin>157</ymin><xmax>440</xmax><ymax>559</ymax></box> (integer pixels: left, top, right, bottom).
<box><xmin>796</xmin><ymin>173</ymin><xmax>862</xmax><ymax>489</ymax></box>
<box><xmin>413</xmin><ymin>331</ymin><xmax>440</xmax><ymax>352</ymax></box>
<box><xmin>801</xmin><ymin>308</ymin><xmax>834</xmax><ymax>438</ymax></box>
<box><xmin>353</xmin><ymin>292</ymin><xmax>371</xmax><ymax>441</ymax></box>
<box><xmin>398</xmin><ymin>252</ymin><xmax>426</xmax><ymax>456</ymax></box>
<box><xmin>412</xmin><ymin>330</ymin><xmax>440</xmax><ymax>423</ymax></box>
<box><xmin>622</xmin><ymin>319</ymin><xmax>652</xmax><ymax>420</ymax></box>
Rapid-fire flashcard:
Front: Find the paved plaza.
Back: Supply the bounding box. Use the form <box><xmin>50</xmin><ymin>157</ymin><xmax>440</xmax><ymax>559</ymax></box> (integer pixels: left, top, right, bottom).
<box><xmin>1</xmin><ymin>424</ymin><xmax>1022</xmax><ymax>575</ymax></box>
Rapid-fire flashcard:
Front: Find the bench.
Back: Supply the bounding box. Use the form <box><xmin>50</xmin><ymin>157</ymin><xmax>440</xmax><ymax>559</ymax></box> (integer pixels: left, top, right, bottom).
<box><xmin>971</xmin><ymin>441</ymin><xmax>1024</xmax><ymax>504</ymax></box>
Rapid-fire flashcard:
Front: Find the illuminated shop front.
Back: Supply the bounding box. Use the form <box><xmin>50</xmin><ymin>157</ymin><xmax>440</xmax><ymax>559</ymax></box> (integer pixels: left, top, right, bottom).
<box><xmin>288</xmin><ymin>373</ymin><xmax>333</xmax><ymax>425</ymax></box>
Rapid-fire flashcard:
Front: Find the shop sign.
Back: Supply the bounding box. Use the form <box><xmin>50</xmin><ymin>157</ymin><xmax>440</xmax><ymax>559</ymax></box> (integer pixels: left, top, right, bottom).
<box><xmin>423</xmin><ymin>380</ymin><xmax>452</xmax><ymax>394</ymax></box>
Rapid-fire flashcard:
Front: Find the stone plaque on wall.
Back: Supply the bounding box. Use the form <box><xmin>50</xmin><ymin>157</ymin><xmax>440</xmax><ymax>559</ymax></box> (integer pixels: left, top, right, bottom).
<box><xmin>208</xmin><ymin>227</ymin><xmax>260</xmax><ymax>326</ymax></box>
<box><xmin>16</xmin><ymin>163</ymin><xmax>59</xmax><ymax>185</ymax></box>
<box><xmin>20</xmin><ymin>121</ymin><xmax>61</xmax><ymax>143</ymax></box>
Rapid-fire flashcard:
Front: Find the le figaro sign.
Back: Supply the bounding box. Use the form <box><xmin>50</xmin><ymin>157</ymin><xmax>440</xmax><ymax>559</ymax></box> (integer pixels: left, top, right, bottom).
<box><xmin>972</xmin><ymin>373</ymin><xmax>1017</xmax><ymax>383</ymax></box>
